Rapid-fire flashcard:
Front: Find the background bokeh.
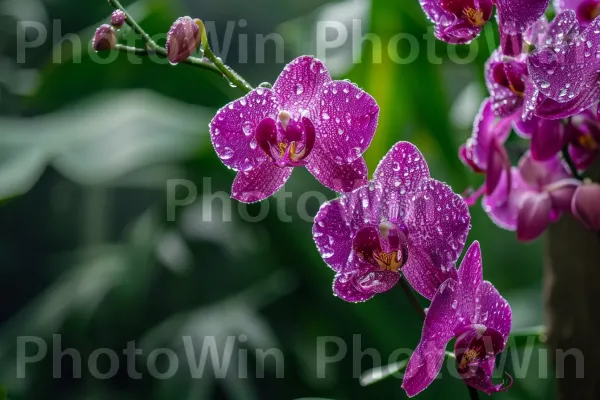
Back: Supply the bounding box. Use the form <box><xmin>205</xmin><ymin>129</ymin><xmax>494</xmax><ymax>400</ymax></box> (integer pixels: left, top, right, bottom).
<box><xmin>0</xmin><ymin>0</ymin><xmax>550</xmax><ymax>399</ymax></box>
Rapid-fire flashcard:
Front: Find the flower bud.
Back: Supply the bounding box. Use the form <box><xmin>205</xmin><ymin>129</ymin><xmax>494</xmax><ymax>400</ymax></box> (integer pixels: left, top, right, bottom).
<box><xmin>92</xmin><ymin>24</ymin><xmax>116</xmax><ymax>51</ymax></box>
<box><xmin>166</xmin><ymin>16</ymin><xmax>201</xmax><ymax>64</ymax></box>
<box><xmin>111</xmin><ymin>10</ymin><xmax>126</xmax><ymax>29</ymax></box>
<box><xmin>572</xmin><ymin>183</ymin><xmax>600</xmax><ymax>231</ymax></box>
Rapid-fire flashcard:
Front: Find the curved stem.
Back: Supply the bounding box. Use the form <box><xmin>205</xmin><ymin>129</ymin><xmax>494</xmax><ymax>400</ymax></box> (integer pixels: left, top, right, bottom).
<box><xmin>398</xmin><ymin>277</ymin><xmax>426</xmax><ymax>319</ymax></box>
<box><xmin>107</xmin><ymin>0</ymin><xmax>159</xmax><ymax>49</ymax></box>
<box><xmin>203</xmin><ymin>46</ymin><xmax>253</xmax><ymax>93</ymax></box>
<box><xmin>397</xmin><ymin>277</ymin><xmax>479</xmax><ymax>400</ymax></box>
<box><xmin>106</xmin><ymin>0</ymin><xmax>253</xmax><ymax>93</ymax></box>
<box><xmin>112</xmin><ymin>44</ymin><xmax>221</xmax><ymax>73</ymax></box>
<box><xmin>467</xmin><ymin>385</ymin><xmax>481</xmax><ymax>400</ymax></box>
<box><xmin>562</xmin><ymin>145</ymin><xmax>583</xmax><ymax>181</ymax></box>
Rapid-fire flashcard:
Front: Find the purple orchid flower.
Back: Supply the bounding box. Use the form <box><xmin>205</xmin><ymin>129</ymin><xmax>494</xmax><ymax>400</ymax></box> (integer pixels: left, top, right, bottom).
<box><xmin>483</xmin><ymin>152</ymin><xmax>580</xmax><ymax>241</ymax></box>
<box><xmin>517</xmin><ymin>110</ymin><xmax>600</xmax><ymax>169</ymax></box>
<box><xmin>313</xmin><ymin>142</ymin><xmax>471</xmax><ymax>303</ymax></box>
<box><xmin>419</xmin><ymin>0</ymin><xmax>549</xmax><ymax>45</ymax></box>
<box><xmin>210</xmin><ymin>56</ymin><xmax>379</xmax><ymax>203</ymax></box>
<box><xmin>485</xmin><ymin>50</ymin><xmax>528</xmax><ymax>117</ymax></box>
<box><xmin>555</xmin><ymin>0</ymin><xmax>600</xmax><ymax>27</ymax></box>
<box><xmin>459</xmin><ymin>99</ymin><xmax>515</xmax><ymax>198</ymax></box>
<box><xmin>402</xmin><ymin>241</ymin><xmax>512</xmax><ymax>397</ymax></box>
<box><xmin>527</xmin><ymin>11</ymin><xmax>600</xmax><ymax>119</ymax></box>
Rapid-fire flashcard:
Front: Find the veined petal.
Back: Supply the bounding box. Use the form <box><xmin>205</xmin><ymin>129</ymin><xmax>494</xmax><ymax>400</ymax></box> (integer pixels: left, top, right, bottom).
<box><xmin>313</xmin><ymin>184</ymin><xmax>384</xmax><ymax>273</ymax></box>
<box><xmin>496</xmin><ymin>0</ymin><xmax>551</xmax><ymax>35</ymax></box>
<box><xmin>474</xmin><ymin>281</ymin><xmax>513</xmax><ymax>339</ymax></box>
<box><xmin>231</xmin><ymin>162</ymin><xmax>292</xmax><ymax>203</ymax></box>
<box><xmin>402</xmin><ymin>279</ymin><xmax>460</xmax><ymax>397</ymax></box>
<box><xmin>211</xmin><ymin>88</ymin><xmax>277</xmax><ymax>171</ymax></box>
<box><xmin>403</xmin><ymin>179</ymin><xmax>471</xmax><ymax>300</ymax></box>
<box><xmin>531</xmin><ymin>118</ymin><xmax>566</xmax><ymax>161</ymax></box>
<box><xmin>306</xmin><ymin>144</ymin><xmax>368</xmax><ymax>193</ymax></box>
<box><xmin>457</xmin><ymin>242</ymin><xmax>483</xmax><ymax>321</ymax></box>
<box><xmin>272</xmin><ymin>56</ymin><xmax>331</xmax><ymax>114</ymax></box>
<box><xmin>373</xmin><ymin>141</ymin><xmax>431</xmax><ymax>218</ymax></box>
<box><xmin>483</xmin><ymin>168</ymin><xmax>529</xmax><ymax>231</ymax></box>
<box><xmin>333</xmin><ymin>272</ymin><xmax>376</xmax><ymax>303</ymax></box>
<box><xmin>314</xmin><ymin>81</ymin><xmax>379</xmax><ymax>165</ymax></box>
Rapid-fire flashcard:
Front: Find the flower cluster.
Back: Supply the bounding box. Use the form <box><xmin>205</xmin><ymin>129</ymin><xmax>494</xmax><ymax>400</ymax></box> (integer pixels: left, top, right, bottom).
<box><xmin>452</xmin><ymin>1</ymin><xmax>600</xmax><ymax>241</ymax></box>
<box><xmin>94</xmin><ymin>1</ymin><xmax>537</xmax><ymax>396</ymax></box>
<box><xmin>207</xmin><ymin>55</ymin><xmax>512</xmax><ymax>395</ymax></box>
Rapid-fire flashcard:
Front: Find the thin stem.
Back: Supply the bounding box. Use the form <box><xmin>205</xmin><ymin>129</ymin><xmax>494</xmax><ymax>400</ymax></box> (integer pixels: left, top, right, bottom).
<box><xmin>468</xmin><ymin>385</ymin><xmax>481</xmax><ymax>400</ymax></box>
<box><xmin>112</xmin><ymin>44</ymin><xmax>221</xmax><ymax>73</ymax></box>
<box><xmin>107</xmin><ymin>0</ymin><xmax>159</xmax><ymax>49</ymax></box>
<box><xmin>398</xmin><ymin>277</ymin><xmax>426</xmax><ymax>319</ymax></box>
<box><xmin>106</xmin><ymin>0</ymin><xmax>253</xmax><ymax>93</ymax></box>
<box><xmin>562</xmin><ymin>145</ymin><xmax>583</xmax><ymax>181</ymax></box>
<box><xmin>203</xmin><ymin>46</ymin><xmax>253</xmax><ymax>93</ymax></box>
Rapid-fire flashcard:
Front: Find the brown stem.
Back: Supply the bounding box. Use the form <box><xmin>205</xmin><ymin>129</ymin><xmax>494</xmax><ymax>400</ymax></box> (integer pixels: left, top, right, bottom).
<box><xmin>546</xmin><ymin>158</ymin><xmax>600</xmax><ymax>399</ymax></box>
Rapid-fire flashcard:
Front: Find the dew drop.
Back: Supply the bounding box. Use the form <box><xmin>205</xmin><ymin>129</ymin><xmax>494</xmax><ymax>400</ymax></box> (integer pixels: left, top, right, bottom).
<box><xmin>242</xmin><ymin>121</ymin><xmax>253</xmax><ymax>136</ymax></box>
<box><xmin>221</xmin><ymin>147</ymin><xmax>234</xmax><ymax>160</ymax></box>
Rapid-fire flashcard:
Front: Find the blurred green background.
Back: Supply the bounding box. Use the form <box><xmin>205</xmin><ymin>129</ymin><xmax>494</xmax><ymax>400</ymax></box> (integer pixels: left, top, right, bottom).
<box><xmin>0</xmin><ymin>0</ymin><xmax>550</xmax><ymax>399</ymax></box>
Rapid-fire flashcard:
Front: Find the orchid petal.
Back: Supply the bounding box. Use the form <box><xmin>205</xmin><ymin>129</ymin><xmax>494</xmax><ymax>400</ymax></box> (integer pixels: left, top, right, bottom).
<box><xmin>231</xmin><ymin>162</ymin><xmax>292</xmax><ymax>203</ymax></box>
<box><xmin>403</xmin><ymin>279</ymin><xmax>459</xmax><ymax>397</ymax></box>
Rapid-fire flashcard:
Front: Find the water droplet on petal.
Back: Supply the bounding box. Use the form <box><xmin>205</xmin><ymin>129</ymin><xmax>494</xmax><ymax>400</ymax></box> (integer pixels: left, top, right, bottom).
<box><xmin>221</xmin><ymin>147</ymin><xmax>234</xmax><ymax>160</ymax></box>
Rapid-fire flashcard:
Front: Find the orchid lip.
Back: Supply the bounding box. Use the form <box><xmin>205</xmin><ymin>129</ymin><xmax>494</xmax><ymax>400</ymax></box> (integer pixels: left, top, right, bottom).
<box><xmin>454</xmin><ymin>325</ymin><xmax>505</xmax><ymax>376</ymax></box>
<box><xmin>352</xmin><ymin>222</ymin><xmax>409</xmax><ymax>272</ymax></box>
<box><xmin>255</xmin><ymin>112</ymin><xmax>316</xmax><ymax>168</ymax></box>
<box><xmin>439</xmin><ymin>0</ymin><xmax>493</xmax><ymax>27</ymax></box>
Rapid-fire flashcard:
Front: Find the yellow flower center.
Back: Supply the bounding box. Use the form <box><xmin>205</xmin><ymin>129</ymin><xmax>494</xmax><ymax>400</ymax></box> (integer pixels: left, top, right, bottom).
<box><xmin>374</xmin><ymin>251</ymin><xmax>402</xmax><ymax>272</ymax></box>
<box><xmin>463</xmin><ymin>7</ymin><xmax>485</xmax><ymax>27</ymax></box>
<box><xmin>578</xmin><ymin>134</ymin><xmax>598</xmax><ymax>151</ymax></box>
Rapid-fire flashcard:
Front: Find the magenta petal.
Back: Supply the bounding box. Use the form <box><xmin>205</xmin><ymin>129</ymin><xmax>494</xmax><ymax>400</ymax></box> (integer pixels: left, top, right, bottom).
<box><xmin>457</xmin><ymin>242</ymin><xmax>483</xmax><ymax>321</ymax></box>
<box><xmin>483</xmin><ymin>168</ymin><xmax>524</xmax><ymax>231</ymax></box>
<box><xmin>306</xmin><ymin>145</ymin><xmax>368</xmax><ymax>193</ymax></box>
<box><xmin>314</xmin><ymin>81</ymin><xmax>379</xmax><ymax>165</ymax></box>
<box><xmin>402</xmin><ymin>245</ymin><xmax>458</xmax><ymax>301</ymax></box>
<box><xmin>402</xmin><ymin>279</ymin><xmax>459</xmax><ymax>397</ymax></box>
<box><xmin>572</xmin><ymin>184</ymin><xmax>600</xmax><ymax>230</ymax></box>
<box><xmin>231</xmin><ymin>162</ymin><xmax>292</xmax><ymax>203</ymax></box>
<box><xmin>531</xmin><ymin>118</ymin><xmax>565</xmax><ymax>161</ymax></box>
<box><xmin>333</xmin><ymin>272</ymin><xmax>376</xmax><ymax>303</ymax></box>
<box><xmin>519</xmin><ymin>152</ymin><xmax>570</xmax><ymax>187</ymax></box>
<box><xmin>496</xmin><ymin>0</ymin><xmax>551</xmax><ymax>35</ymax></box>
<box><xmin>514</xmin><ymin>115</ymin><xmax>539</xmax><ymax>138</ymax></box>
<box><xmin>534</xmin><ymin>85</ymin><xmax>600</xmax><ymax>119</ymax></box>
<box><xmin>403</xmin><ymin>179</ymin><xmax>471</xmax><ymax>300</ymax></box>
<box><xmin>517</xmin><ymin>192</ymin><xmax>552</xmax><ymax>241</ymax></box>
<box><xmin>313</xmin><ymin>199</ymin><xmax>354</xmax><ymax>272</ymax></box>
<box><xmin>313</xmin><ymin>184</ymin><xmax>383</xmax><ymax>272</ymax></box>
<box><xmin>210</xmin><ymin>88</ymin><xmax>277</xmax><ymax>171</ymax></box>
<box><xmin>272</xmin><ymin>56</ymin><xmax>331</xmax><ymax>114</ymax></box>
<box><xmin>485</xmin><ymin>51</ymin><xmax>523</xmax><ymax>117</ymax></box>
<box><xmin>373</xmin><ymin>141</ymin><xmax>431</xmax><ymax>216</ymax></box>
<box><xmin>485</xmin><ymin>139</ymin><xmax>510</xmax><ymax>195</ymax></box>
<box><xmin>469</xmin><ymin>99</ymin><xmax>513</xmax><ymax>172</ymax></box>
<box><xmin>475</xmin><ymin>281</ymin><xmax>513</xmax><ymax>339</ymax></box>
<box><xmin>332</xmin><ymin>268</ymin><xmax>401</xmax><ymax>303</ymax></box>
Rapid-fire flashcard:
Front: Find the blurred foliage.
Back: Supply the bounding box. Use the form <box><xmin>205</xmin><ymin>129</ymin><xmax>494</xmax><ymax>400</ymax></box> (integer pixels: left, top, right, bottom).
<box><xmin>0</xmin><ymin>0</ymin><xmax>550</xmax><ymax>399</ymax></box>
